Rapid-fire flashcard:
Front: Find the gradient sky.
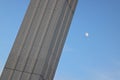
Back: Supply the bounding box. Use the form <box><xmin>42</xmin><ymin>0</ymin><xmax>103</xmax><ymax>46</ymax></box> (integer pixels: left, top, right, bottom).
<box><xmin>0</xmin><ymin>0</ymin><xmax>120</xmax><ymax>80</ymax></box>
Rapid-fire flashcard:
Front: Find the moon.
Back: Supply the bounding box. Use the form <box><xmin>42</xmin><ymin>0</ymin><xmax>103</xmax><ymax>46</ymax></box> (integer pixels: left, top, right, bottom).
<box><xmin>85</xmin><ymin>32</ymin><xmax>89</xmax><ymax>37</ymax></box>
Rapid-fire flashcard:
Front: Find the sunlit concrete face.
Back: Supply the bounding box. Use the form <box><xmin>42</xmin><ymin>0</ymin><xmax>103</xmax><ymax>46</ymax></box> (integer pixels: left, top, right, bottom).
<box><xmin>0</xmin><ymin>0</ymin><xmax>78</xmax><ymax>80</ymax></box>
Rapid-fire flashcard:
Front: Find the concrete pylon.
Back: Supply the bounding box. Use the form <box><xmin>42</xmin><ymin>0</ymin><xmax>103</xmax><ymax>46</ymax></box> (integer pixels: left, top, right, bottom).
<box><xmin>0</xmin><ymin>0</ymin><xmax>78</xmax><ymax>80</ymax></box>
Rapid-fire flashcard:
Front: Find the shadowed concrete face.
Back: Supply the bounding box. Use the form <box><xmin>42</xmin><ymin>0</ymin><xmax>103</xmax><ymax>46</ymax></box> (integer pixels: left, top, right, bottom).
<box><xmin>0</xmin><ymin>0</ymin><xmax>78</xmax><ymax>80</ymax></box>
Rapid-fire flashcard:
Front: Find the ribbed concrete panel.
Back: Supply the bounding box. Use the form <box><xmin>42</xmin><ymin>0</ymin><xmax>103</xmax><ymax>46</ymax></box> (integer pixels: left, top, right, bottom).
<box><xmin>20</xmin><ymin>73</ymin><xmax>31</xmax><ymax>80</ymax></box>
<box><xmin>46</xmin><ymin>2</ymin><xmax>72</xmax><ymax>80</ymax></box>
<box><xmin>30</xmin><ymin>74</ymin><xmax>40</xmax><ymax>80</ymax></box>
<box><xmin>33</xmin><ymin>0</ymin><xmax>58</xmax><ymax>75</ymax></box>
<box><xmin>15</xmin><ymin>0</ymin><xmax>49</xmax><ymax>72</ymax></box>
<box><xmin>50</xmin><ymin>9</ymin><xmax>73</xmax><ymax>80</ymax></box>
<box><xmin>0</xmin><ymin>0</ymin><xmax>78</xmax><ymax>80</ymax></box>
<box><xmin>25</xmin><ymin>0</ymin><xmax>64</xmax><ymax>74</ymax></box>
<box><xmin>51</xmin><ymin>2</ymin><xmax>78</xmax><ymax>80</ymax></box>
<box><xmin>47</xmin><ymin>0</ymin><xmax>78</xmax><ymax>79</ymax></box>
<box><xmin>11</xmin><ymin>71</ymin><xmax>22</xmax><ymax>80</ymax></box>
<box><xmin>0</xmin><ymin>69</ymin><xmax>13</xmax><ymax>80</ymax></box>
<box><xmin>41</xmin><ymin>1</ymin><xmax>68</xmax><ymax>77</ymax></box>
<box><xmin>67</xmin><ymin>0</ymin><xmax>72</xmax><ymax>4</ymax></box>
<box><xmin>43</xmin><ymin>1</ymin><xmax>70</xmax><ymax>79</ymax></box>
<box><xmin>5</xmin><ymin>0</ymin><xmax>40</xmax><ymax>69</ymax></box>
<box><xmin>24</xmin><ymin>0</ymin><xmax>49</xmax><ymax>73</ymax></box>
<box><xmin>70</xmin><ymin>0</ymin><xmax>78</xmax><ymax>13</ymax></box>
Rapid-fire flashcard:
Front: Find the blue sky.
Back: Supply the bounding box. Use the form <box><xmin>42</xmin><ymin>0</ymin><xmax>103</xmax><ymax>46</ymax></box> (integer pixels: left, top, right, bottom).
<box><xmin>0</xmin><ymin>0</ymin><xmax>120</xmax><ymax>80</ymax></box>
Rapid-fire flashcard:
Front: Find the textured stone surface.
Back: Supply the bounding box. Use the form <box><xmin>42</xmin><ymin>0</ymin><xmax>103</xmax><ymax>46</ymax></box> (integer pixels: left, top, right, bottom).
<box><xmin>0</xmin><ymin>0</ymin><xmax>78</xmax><ymax>80</ymax></box>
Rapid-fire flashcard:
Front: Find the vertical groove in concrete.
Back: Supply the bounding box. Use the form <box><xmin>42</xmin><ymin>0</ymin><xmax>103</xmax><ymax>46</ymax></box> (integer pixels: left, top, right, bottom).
<box><xmin>41</xmin><ymin>0</ymin><xmax>67</xmax><ymax>77</ymax></box>
<box><xmin>15</xmin><ymin>0</ymin><xmax>47</xmax><ymax>71</ymax></box>
<box><xmin>20</xmin><ymin>73</ymin><xmax>31</xmax><ymax>80</ymax></box>
<box><xmin>19</xmin><ymin>0</ymin><xmax>49</xmax><ymax>74</ymax></box>
<box><xmin>47</xmin><ymin>2</ymin><xmax>71</xmax><ymax>80</ymax></box>
<box><xmin>30</xmin><ymin>74</ymin><xmax>40</xmax><ymax>80</ymax></box>
<box><xmin>23</xmin><ymin>0</ymin><xmax>49</xmax><ymax>73</ymax></box>
<box><xmin>11</xmin><ymin>71</ymin><xmax>22</xmax><ymax>80</ymax></box>
<box><xmin>47</xmin><ymin>0</ymin><xmax>78</xmax><ymax>79</ymax></box>
<box><xmin>5</xmin><ymin>0</ymin><xmax>40</xmax><ymax>69</ymax></box>
<box><xmin>43</xmin><ymin>1</ymin><xmax>69</xmax><ymax>79</ymax></box>
<box><xmin>0</xmin><ymin>69</ymin><xmax>13</xmax><ymax>80</ymax></box>
<box><xmin>33</xmin><ymin>0</ymin><xmax>58</xmax><ymax>75</ymax></box>
<box><xmin>0</xmin><ymin>0</ymin><xmax>78</xmax><ymax>80</ymax></box>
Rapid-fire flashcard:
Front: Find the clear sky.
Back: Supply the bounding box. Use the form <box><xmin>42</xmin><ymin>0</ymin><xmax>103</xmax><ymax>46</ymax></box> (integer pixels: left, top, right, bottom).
<box><xmin>0</xmin><ymin>0</ymin><xmax>120</xmax><ymax>80</ymax></box>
